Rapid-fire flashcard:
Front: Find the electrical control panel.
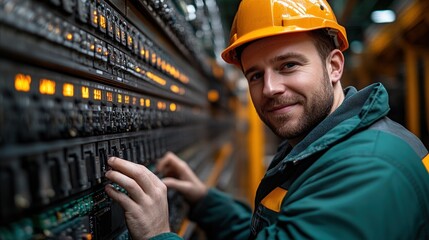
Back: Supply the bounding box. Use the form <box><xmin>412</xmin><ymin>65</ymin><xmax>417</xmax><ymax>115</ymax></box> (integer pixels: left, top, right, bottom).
<box><xmin>0</xmin><ymin>0</ymin><xmax>234</xmax><ymax>239</ymax></box>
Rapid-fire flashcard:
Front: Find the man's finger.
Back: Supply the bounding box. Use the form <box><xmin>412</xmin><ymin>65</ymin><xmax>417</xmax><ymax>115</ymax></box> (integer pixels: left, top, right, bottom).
<box><xmin>162</xmin><ymin>177</ymin><xmax>195</xmax><ymax>193</ymax></box>
<box><xmin>105</xmin><ymin>169</ymin><xmax>146</xmax><ymax>203</ymax></box>
<box><xmin>105</xmin><ymin>184</ymin><xmax>139</xmax><ymax>211</ymax></box>
<box><xmin>108</xmin><ymin>157</ymin><xmax>162</xmax><ymax>195</ymax></box>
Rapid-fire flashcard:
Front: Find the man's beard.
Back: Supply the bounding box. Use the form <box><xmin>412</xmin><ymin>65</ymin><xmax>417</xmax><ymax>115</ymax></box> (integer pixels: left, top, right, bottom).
<box><xmin>259</xmin><ymin>69</ymin><xmax>334</xmax><ymax>140</ymax></box>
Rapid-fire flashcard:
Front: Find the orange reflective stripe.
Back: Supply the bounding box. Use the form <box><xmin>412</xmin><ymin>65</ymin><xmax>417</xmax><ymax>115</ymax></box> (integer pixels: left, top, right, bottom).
<box><xmin>261</xmin><ymin>187</ymin><xmax>288</xmax><ymax>213</ymax></box>
<box><xmin>423</xmin><ymin>154</ymin><xmax>429</xmax><ymax>173</ymax></box>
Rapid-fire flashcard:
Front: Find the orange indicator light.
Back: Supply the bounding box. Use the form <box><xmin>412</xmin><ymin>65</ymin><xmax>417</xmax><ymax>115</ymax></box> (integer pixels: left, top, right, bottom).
<box><xmin>14</xmin><ymin>73</ymin><xmax>31</xmax><ymax>92</ymax></box>
<box><xmin>39</xmin><ymin>79</ymin><xmax>56</xmax><ymax>95</ymax></box>
<box><xmin>63</xmin><ymin>83</ymin><xmax>74</xmax><ymax>97</ymax></box>
<box><xmin>107</xmin><ymin>92</ymin><xmax>113</xmax><ymax>102</ymax></box>
<box><xmin>208</xmin><ymin>89</ymin><xmax>219</xmax><ymax>102</ymax></box>
<box><xmin>66</xmin><ymin>33</ymin><xmax>73</xmax><ymax>41</ymax></box>
<box><xmin>140</xmin><ymin>98</ymin><xmax>145</xmax><ymax>107</ymax></box>
<box><xmin>125</xmin><ymin>95</ymin><xmax>130</xmax><ymax>104</ymax></box>
<box><xmin>100</xmin><ymin>15</ymin><xmax>106</xmax><ymax>29</ymax></box>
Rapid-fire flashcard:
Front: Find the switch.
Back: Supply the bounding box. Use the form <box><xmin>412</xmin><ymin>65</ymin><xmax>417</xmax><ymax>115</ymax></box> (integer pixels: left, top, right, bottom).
<box><xmin>83</xmin><ymin>143</ymin><xmax>99</xmax><ymax>185</ymax></box>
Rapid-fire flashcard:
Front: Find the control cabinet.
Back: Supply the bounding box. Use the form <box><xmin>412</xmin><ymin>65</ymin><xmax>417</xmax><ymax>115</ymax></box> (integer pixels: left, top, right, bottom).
<box><xmin>0</xmin><ymin>0</ymin><xmax>235</xmax><ymax>239</ymax></box>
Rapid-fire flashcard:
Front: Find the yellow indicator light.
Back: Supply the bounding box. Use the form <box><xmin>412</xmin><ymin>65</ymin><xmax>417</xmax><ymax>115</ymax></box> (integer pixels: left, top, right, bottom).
<box><xmin>151</xmin><ymin>53</ymin><xmax>156</xmax><ymax>64</ymax></box>
<box><xmin>170</xmin><ymin>103</ymin><xmax>177</xmax><ymax>112</ymax></box>
<box><xmin>146</xmin><ymin>72</ymin><xmax>166</xmax><ymax>86</ymax></box>
<box><xmin>99</xmin><ymin>15</ymin><xmax>106</xmax><ymax>29</ymax></box>
<box><xmin>90</xmin><ymin>44</ymin><xmax>95</xmax><ymax>51</ymax></box>
<box><xmin>140</xmin><ymin>48</ymin><xmax>145</xmax><ymax>57</ymax></box>
<box><xmin>39</xmin><ymin>79</ymin><xmax>56</xmax><ymax>95</ymax></box>
<box><xmin>94</xmin><ymin>89</ymin><xmax>102</xmax><ymax>100</ymax></box>
<box><xmin>116</xmin><ymin>28</ymin><xmax>121</xmax><ymax>39</ymax></box>
<box><xmin>107</xmin><ymin>92</ymin><xmax>113</xmax><ymax>102</ymax></box>
<box><xmin>14</xmin><ymin>73</ymin><xmax>31</xmax><ymax>92</ymax></box>
<box><xmin>92</xmin><ymin>10</ymin><xmax>98</xmax><ymax>25</ymax></box>
<box><xmin>125</xmin><ymin>95</ymin><xmax>130</xmax><ymax>104</ymax></box>
<box><xmin>208</xmin><ymin>89</ymin><xmax>219</xmax><ymax>102</ymax></box>
<box><xmin>63</xmin><ymin>83</ymin><xmax>74</xmax><ymax>97</ymax></box>
<box><xmin>140</xmin><ymin>98</ymin><xmax>145</xmax><ymax>107</ymax></box>
<box><xmin>135</xmin><ymin>66</ymin><xmax>141</xmax><ymax>73</ymax></box>
<box><xmin>66</xmin><ymin>33</ymin><xmax>73</xmax><ymax>41</ymax></box>
<box><xmin>145</xmin><ymin>50</ymin><xmax>150</xmax><ymax>61</ymax></box>
<box><xmin>117</xmin><ymin>94</ymin><xmax>122</xmax><ymax>103</ymax></box>
<box><xmin>145</xmin><ymin>99</ymin><xmax>151</xmax><ymax>107</ymax></box>
<box><xmin>128</xmin><ymin>36</ymin><xmax>133</xmax><ymax>46</ymax></box>
<box><xmin>133</xmin><ymin>97</ymin><xmax>137</xmax><ymax>105</ymax></box>
<box><xmin>82</xmin><ymin>86</ymin><xmax>90</xmax><ymax>99</ymax></box>
<box><xmin>170</xmin><ymin>85</ymin><xmax>180</xmax><ymax>94</ymax></box>
<box><xmin>104</xmin><ymin>49</ymin><xmax>109</xmax><ymax>56</ymax></box>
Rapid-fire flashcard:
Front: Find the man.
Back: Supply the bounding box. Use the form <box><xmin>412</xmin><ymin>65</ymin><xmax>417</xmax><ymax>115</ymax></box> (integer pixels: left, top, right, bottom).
<box><xmin>105</xmin><ymin>0</ymin><xmax>429</xmax><ymax>239</ymax></box>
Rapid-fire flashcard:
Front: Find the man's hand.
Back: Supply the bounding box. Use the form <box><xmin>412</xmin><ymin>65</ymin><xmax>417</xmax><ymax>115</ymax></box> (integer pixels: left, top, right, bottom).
<box><xmin>104</xmin><ymin>157</ymin><xmax>170</xmax><ymax>240</ymax></box>
<box><xmin>157</xmin><ymin>152</ymin><xmax>208</xmax><ymax>203</ymax></box>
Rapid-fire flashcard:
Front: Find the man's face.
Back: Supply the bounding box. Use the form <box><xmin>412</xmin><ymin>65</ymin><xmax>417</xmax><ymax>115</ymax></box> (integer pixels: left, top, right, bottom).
<box><xmin>241</xmin><ymin>32</ymin><xmax>334</xmax><ymax>144</ymax></box>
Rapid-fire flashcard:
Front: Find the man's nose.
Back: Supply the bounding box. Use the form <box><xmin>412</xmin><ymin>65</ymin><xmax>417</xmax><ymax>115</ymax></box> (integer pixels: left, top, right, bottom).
<box><xmin>262</xmin><ymin>70</ymin><xmax>284</xmax><ymax>97</ymax></box>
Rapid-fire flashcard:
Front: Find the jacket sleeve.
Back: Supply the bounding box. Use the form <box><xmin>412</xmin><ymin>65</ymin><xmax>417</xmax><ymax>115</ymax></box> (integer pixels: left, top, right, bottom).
<box><xmin>255</xmin><ymin>153</ymin><xmax>429</xmax><ymax>239</ymax></box>
<box><xmin>188</xmin><ymin>188</ymin><xmax>253</xmax><ymax>240</ymax></box>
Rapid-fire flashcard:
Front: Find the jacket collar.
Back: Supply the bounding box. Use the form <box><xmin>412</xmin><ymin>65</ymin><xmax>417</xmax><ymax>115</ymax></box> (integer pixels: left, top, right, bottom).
<box><xmin>266</xmin><ymin>82</ymin><xmax>390</xmax><ymax>175</ymax></box>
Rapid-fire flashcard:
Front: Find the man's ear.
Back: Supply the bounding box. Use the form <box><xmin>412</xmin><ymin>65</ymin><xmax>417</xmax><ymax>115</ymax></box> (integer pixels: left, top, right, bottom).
<box><xmin>326</xmin><ymin>49</ymin><xmax>344</xmax><ymax>84</ymax></box>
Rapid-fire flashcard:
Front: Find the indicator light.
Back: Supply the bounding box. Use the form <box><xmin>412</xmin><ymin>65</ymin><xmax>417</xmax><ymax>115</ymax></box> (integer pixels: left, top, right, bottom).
<box><xmin>117</xmin><ymin>94</ymin><xmax>122</xmax><ymax>103</ymax></box>
<box><xmin>170</xmin><ymin>85</ymin><xmax>179</xmax><ymax>93</ymax></box>
<box><xmin>14</xmin><ymin>73</ymin><xmax>31</xmax><ymax>92</ymax></box>
<box><xmin>125</xmin><ymin>95</ymin><xmax>130</xmax><ymax>104</ymax></box>
<box><xmin>39</xmin><ymin>79</ymin><xmax>56</xmax><ymax>95</ymax></box>
<box><xmin>99</xmin><ymin>15</ymin><xmax>106</xmax><ymax>30</ymax></box>
<box><xmin>63</xmin><ymin>83</ymin><xmax>74</xmax><ymax>97</ymax></box>
<box><xmin>66</xmin><ymin>33</ymin><xmax>73</xmax><ymax>41</ymax></box>
<box><xmin>94</xmin><ymin>89</ymin><xmax>102</xmax><ymax>100</ymax></box>
<box><xmin>82</xmin><ymin>86</ymin><xmax>90</xmax><ymax>99</ymax></box>
<box><xmin>140</xmin><ymin>98</ymin><xmax>145</xmax><ymax>107</ymax></box>
<box><xmin>146</xmin><ymin>72</ymin><xmax>166</xmax><ymax>86</ymax></box>
<box><xmin>145</xmin><ymin>99</ymin><xmax>151</xmax><ymax>107</ymax></box>
<box><xmin>107</xmin><ymin>92</ymin><xmax>113</xmax><ymax>102</ymax></box>
<box><xmin>208</xmin><ymin>90</ymin><xmax>219</xmax><ymax>102</ymax></box>
<box><xmin>170</xmin><ymin>103</ymin><xmax>177</xmax><ymax>112</ymax></box>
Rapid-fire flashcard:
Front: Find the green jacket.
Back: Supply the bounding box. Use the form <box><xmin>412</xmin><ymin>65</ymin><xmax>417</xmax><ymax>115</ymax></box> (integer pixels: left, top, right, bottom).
<box><xmin>152</xmin><ymin>83</ymin><xmax>429</xmax><ymax>240</ymax></box>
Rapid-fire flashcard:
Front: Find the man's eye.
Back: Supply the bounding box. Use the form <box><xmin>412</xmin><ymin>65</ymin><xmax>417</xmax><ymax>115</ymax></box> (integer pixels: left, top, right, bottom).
<box><xmin>249</xmin><ymin>72</ymin><xmax>263</xmax><ymax>82</ymax></box>
<box><xmin>281</xmin><ymin>62</ymin><xmax>298</xmax><ymax>70</ymax></box>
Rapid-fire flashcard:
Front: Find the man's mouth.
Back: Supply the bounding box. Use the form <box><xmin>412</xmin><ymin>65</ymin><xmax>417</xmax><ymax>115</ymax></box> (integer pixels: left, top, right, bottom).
<box><xmin>267</xmin><ymin>103</ymin><xmax>297</xmax><ymax>114</ymax></box>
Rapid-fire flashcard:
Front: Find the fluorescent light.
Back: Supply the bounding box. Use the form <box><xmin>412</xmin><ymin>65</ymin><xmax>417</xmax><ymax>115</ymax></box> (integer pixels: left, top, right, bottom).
<box><xmin>371</xmin><ymin>10</ymin><xmax>396</xmax><ymax>23</ymax></box>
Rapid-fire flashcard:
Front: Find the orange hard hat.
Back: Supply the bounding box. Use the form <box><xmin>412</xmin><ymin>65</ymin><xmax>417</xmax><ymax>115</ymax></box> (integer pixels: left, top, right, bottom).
<box><xmin>221</xmin><ymin>0</ymin><xmax>349</xmax><ymax>66</ymax></box>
